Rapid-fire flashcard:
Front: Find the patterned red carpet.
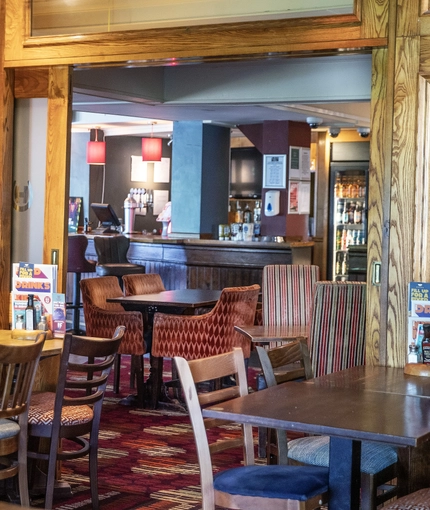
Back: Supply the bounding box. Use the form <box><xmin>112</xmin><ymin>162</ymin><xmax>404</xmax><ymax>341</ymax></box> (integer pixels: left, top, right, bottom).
<box><xmin>29</xmin><ymin>356</ymin><xmax>260</xmax><ymax>510</ymax></box>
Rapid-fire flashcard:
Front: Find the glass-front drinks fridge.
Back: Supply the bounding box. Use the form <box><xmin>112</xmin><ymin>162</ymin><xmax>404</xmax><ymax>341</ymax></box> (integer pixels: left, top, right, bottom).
<box><xmin>328</xmin><ymin>161</ymin><xmax>368</xmax><ymax>280</ymax></box>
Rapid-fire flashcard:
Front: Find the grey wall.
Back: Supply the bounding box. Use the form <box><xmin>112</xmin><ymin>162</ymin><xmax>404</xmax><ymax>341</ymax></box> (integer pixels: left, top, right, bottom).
<box><xmin>12</xmin><ymin>98</ymin><xmax>48</xmax><ymax>265</ymax></box>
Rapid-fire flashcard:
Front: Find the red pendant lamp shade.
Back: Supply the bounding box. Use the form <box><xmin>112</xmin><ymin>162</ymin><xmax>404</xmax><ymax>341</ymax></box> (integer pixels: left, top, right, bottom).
<box><xmin>87</xmin><ymin>140</ymin><xmax>106</xmax><ymax>165</ymax></box>
<box><xmin>142</xmin><ymin>137</ymin><xmax>162</xmax><ymax>162</ymax></box>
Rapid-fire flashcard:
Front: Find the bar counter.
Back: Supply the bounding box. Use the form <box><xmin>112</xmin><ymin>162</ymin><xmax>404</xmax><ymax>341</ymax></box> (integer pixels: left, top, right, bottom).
<box><xmin>83</xmin><ymin>233</ymin><xmax>314</xmax><ymax>290</ymax></box>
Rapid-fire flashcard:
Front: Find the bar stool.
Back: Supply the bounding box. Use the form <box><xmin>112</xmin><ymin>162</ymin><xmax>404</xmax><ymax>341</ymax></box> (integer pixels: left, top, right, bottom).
<box><xmin>67</xmin><ymin>235</ymin><xmax>97</xmax><ymax>333</ymax></box>
<box><xmin>94</xmin><ymin>235</ymin><xmax>145</xmax><ymax>289</ymax></box>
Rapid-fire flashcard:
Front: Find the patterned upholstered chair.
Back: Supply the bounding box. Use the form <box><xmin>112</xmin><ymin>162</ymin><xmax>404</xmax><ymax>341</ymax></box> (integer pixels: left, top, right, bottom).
<box><xmin>80</xmin><ymin>276</ymin><xmax>147</xmax><ymax>406</ymax></box>
<box><xmin>262</xmin><ymin>264</ymin><xmax>320</xmax><ymax>331</ymax></box>
<box><xmin>384</xmin><ymin>489</ymin><xmax>430</xmax><ymax>509</ymax></box>
<box><xmin>287</xmin><ymin>281</ymin><xmax>398</xmax><ymax>510</ymax></box>
<box><xmin>151</xmin><ymin>284</ymin><xmax>260</xmax><ymax>409</ymax></box>
<box><xmin>27</xmin><ymin>328</ymin><xmax>124</xmax><ymax>510</ymax></box>
<box><xmin>174</xmin><ymin>348</ymin><xmax>328</xmax><ymax>510</ymax></box>
<box><xmin>123</xmin><ymin>273</ymin><xmax>166</xmax><ymax>296</ymax></box>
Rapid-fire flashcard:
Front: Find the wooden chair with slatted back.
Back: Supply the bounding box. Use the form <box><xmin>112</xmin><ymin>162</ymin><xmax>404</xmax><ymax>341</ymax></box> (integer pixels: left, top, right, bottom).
<box><xmin>27</xmin><ymin>327</ymin><xmax>125</xmax><ymax>510</ymax></box>
<box><xmin>256</xmin><ymin>340</ymin><xmax>313</xmax><ymax>464</ymax></box>
<box><xmin>174</xmin><ymin>348</ymin><xmax>329</xmax><ymax>510</ymax></box>
<box><xmin>0</xmin><ymin>333</ymin><xmax>46</xmax><ymax>506</ymax></box>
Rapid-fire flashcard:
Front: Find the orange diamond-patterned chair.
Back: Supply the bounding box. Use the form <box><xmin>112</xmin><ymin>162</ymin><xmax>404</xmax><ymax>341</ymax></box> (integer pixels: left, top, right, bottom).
<box><xmin>80</xmin><ymin>276</ymin><xmax>147</xmax><ymax>407</ymax></box>
<box><xmin>123</xmin><ymin>273</ymin><xmax>166</xmax><ymax>296</ymax></box>
<box><xmin>150</xmin><ymin>284</ymin><xmax>260</xmax><ymax>408</ymax></box>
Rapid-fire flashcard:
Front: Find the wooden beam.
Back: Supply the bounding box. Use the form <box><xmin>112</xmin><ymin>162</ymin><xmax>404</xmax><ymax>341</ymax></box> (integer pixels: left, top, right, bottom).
<box><xmin>0</xmin><ymin>0</ymin><xmax>14</xmax><ymax>329</ymax></box>
<box><xmin>44</xmin><ymin>66</ymin><xmax>72</xmax><ymax>293</ymax></box>
<box><xmin>4</xmin><ymin>0</ymin><xmax>387</xmax><ymax>68</ymax></box>
<box><xmin>14</xmin><ymin>67</ymin><xmax>49</xmax><ymax>98</ymax></box>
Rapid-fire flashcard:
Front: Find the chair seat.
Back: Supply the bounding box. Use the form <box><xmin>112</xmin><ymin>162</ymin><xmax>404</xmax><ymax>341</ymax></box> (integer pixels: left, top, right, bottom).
<box><xmin>96</xmin><ymin>263</ymin><xmax>145</xmax><ymax>277</ymax></box>
<box><xmin>0</xmin><ymin>418</ymin><xmax>20</xmax><ymax>439</ymax></box>
<box><xmin>214</xmin><ymin>465</ymin><xmax>329</xmax><ymax>501</ymax></box>
<box><xmin>384</xmin><ymin>488</ymin><xmax>430</xmax><ymax>509</ymax></box>
<box><xmin>288</xmin><ymin>435</ymin><xmax>397</xmax><ymax>475</ymax></box>
<box><xmin>29</xmin><ymin>392</ymin><xmax>93</xmax><ymax>426</ymax></box>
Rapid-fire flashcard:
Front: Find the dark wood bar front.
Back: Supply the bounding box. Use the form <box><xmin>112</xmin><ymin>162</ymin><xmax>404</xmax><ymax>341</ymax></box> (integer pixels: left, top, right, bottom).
<box><xmin>82</xmin><ymin>235</ymin><xmax>314</xmax><ymax>290</ymax></box>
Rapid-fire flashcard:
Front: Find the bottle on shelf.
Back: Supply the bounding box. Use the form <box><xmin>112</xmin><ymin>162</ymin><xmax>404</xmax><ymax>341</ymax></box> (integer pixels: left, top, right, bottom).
<box><xmin>343</xmin><ymin>202</ymin><xmax>350</xmax><ymax>224</ymax></box>
<box><xmin>348</xmin><ymin>202</ymin><xmax>355</xmax><ymax>224</ymax></box>
<box><xmin>25</xmin><ymin>294</ymin><xmax>36</xmax><ymax>331</ymax></box>
<box><xmin>334</xmin><ymin>177</ymin><xmax>342</xmax><ymax>198</ymax></box>
<box><xmin>354</xmin><ymin>202</ymin><xmax>362</xmax><ymax>224</ymax></box>
<box><xmin>253</xmin><ymin>201</ymin><xmax>261</xmax><ymax>236</ymax></box>
<box><xmin>341</xmin><ymin>252</ymin><xmax>348</xmax><ymax>275</ymax></box>
<box><xmin>336</xmin><ymin>228</ymin><xmax>342</xmax><ymax>250</ymax></box>
<box><xmin>243</xmin><ymin>203</ymin><xmax>252</xmax><ymax>223</ymax></box>
<box><xmin>336</xmin><ymin>201</ymin><xmax>344</xmax><ymax>224</ymax></box>
<box><xmin>335</xmin><ymin>252</ymin><xmax>342</xmax><ymax>275</ymax></box>
<box><xmin>234</xmin><ymin>201</ymin><xmax>243</xmax><ymax>223</ymax></box>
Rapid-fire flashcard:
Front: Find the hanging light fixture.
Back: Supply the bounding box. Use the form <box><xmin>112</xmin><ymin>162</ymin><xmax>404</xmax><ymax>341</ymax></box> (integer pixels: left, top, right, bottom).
<box><xmin>87</xmin><ymin>127</ymin><xmax>106</xmax><ymax>204</ymax></box>
<box><xmin>87</xmin><ymin>128</ymin><xmax>106</xmax><ymax>165</ymax></box>
<box><xmin>142</xmin><ymin>123</ymin><xmax>162</xmax><ymax>162</ymax></box>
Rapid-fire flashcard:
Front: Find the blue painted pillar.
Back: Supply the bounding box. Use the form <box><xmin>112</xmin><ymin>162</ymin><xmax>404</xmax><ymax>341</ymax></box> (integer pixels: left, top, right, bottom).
<box><xmin>171</xmin><ymin>121</ymin><xmax>230</xmax><ymax>237</ymax></box>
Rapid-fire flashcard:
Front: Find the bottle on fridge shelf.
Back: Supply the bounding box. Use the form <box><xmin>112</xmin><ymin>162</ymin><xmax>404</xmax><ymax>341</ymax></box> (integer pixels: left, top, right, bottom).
<box><xmin>336</xmin><ymin>228</ymin><xmax>342</xmax><ymax>250</ymax></box>
<box><xmin>343</xmin><ymin>202</ymin><xmax>350</xmax><ymax>224</ymax></box>
<box><xmin>354</xmin><ymin>202</ymin><xmax>362</xmax><ymax>224</ymax></box>
<box><xmin>348</xmin><ymin>202</ymin><xmax>355</xmax><ymax>224</ymax></box>
<box><xmin>336</xmin><ymin>201</ymin><xmax>344</xmax><ymax>224</ymax></box>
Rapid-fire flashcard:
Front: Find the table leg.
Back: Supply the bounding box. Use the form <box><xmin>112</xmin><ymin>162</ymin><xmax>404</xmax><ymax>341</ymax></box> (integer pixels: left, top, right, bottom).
<box><xmin>149</xmin><ymin>355</ymin><xmax>163</xmax><ymax>409</ymax></box>
<box><xmin>329</xmin><ymin>437</ymin><xmax>361</xmax><ymax>510</ymax></box>
<box><xmin>397</xmin><ymin>441</ymin><xmax>430</xmax><ymax>496</ymax></box>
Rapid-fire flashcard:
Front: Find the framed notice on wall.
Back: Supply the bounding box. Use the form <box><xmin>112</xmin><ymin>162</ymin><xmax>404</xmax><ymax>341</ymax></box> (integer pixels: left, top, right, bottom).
<box><xmin>263</xmin><ymin>154</ymin><xmax>286</xmax><ymax>188</ymax></box>
<box><xmin>289</xmin><ymin>146</ymin><xmax>311</xmax><ymax>180</ymax></box>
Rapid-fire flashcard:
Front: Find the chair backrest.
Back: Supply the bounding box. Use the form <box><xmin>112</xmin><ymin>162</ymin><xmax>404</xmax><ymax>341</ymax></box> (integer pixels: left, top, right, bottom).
<box><xmin>0</xmin><ymin>333</ymin><xmax>46</xmax><ymax>419</ymax></box>
<box><xmin>94</xmin><ymin>235</ymin><xmax>130</xmax><ymax>264</ymax></box>
<box><xmin>53</xmin><ymin>327</ymin><xmax>125</xmax><ymax>419</ymax></box>
<box><xmin>123</xmin><ymin>273</ymin><xmax>165</xmax><ymax>296</ymax></box>
<box><xmin>308</xmin><ymin>281</ymin><xmax>366</xmax><ymax>378</ymax></box>
<box><xmin>174</xmin><ymin>348</ymin><xmax>254</xmax><ymax>510</ymax></box>
<box><xmin>262</xmin><ymin>264</ymin><xmax>320</xmax><ymax>327</ymax></box>
<box><xmin>153</xmin><ymin>284</ymin><xmax>260</xmax><ymax>360</ymax></box>
<box><xmin>256</xmin><ymin>339</ymin><xmax>313</xmax><ymax>388</ymax></box>
<box><xmin>80</xmin><ymin>275</ymin><xmax>125</xmax><ymax>312</ymax></box>
<box><xmin>68</xmin><ymin>235</ymin><xmax>95</xmax><ymax>273</ymax></box>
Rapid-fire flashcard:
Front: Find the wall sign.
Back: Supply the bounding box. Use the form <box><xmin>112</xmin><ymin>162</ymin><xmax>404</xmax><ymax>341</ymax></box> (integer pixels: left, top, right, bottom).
<box><xmin>263</xmin><ymin>154</ymin><xmax>286</xmax><ymax>189</ymax></box>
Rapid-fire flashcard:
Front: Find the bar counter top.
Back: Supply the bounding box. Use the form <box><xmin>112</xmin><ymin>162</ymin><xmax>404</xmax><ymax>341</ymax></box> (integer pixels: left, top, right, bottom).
<box><xmin>82</xmin><ymin>232</ymin><xmax>314</xmax><ymax>290</ymax></box>
<box><xmin>85</xmin><ymin>231</ymin><xmax>314</xmax><ymax>250</ymax></box>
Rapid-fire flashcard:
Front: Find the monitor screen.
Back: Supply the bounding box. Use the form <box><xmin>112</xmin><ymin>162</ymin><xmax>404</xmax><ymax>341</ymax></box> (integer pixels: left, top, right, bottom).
<box><xmin>91</xmin><ymin>203</ymin><xmax>121</xmax><ymax>232</ymax></box>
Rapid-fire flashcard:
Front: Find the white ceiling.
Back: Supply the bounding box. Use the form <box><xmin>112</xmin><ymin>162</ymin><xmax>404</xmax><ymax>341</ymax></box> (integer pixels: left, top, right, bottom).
<box><xmin>71</xmin><ymin>55</ymin><xmax>371</xmax><ymax>138</ymax></box>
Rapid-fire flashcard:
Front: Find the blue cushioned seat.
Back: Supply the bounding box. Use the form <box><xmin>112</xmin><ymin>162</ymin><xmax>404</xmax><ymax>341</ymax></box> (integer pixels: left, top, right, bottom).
<box><xmin>0</xmin><ymin>418</ymin><xmax>20</xmax><ymax>439</ymax></box>
<box><xmin>288</xmin><ymin>436</ymin><xmax>397</xmax><ymax>475</ymax></box>
<box><xmin>214</xmin><ymin>465</ymin><xmax>329</xmax><ymax>501</ymax></box>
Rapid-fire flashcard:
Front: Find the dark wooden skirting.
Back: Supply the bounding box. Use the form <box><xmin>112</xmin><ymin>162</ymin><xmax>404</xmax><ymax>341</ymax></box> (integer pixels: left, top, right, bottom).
<box><xmin>76</xmin><ymin>237</ymin><xmax>313</xmax><ymax>292</ymax></box>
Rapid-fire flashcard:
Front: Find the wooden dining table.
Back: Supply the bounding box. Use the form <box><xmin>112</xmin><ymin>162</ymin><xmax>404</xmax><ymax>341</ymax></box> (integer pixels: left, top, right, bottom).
<box><xmin>202</xmin><ymin>365</ymin><xmax>430</xmax><ymax>510</ymax></box>
<box><xmin>0</xmin><ymin>330</ymin><xmax>64</xmax><ymax>392</ymax></box>
<box><xmin>234</xmin><ymin>324</ymin><xmax>308</xmax><ymax>344</ymax></box>
<box><xmin>107</xmin><ymin>289</ymin><xmax>222</xmax><ymax>408</ymax></box>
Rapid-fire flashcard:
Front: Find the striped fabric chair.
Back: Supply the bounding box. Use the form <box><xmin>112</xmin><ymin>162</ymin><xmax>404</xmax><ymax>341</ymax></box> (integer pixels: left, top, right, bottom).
<box><xmin>262</xmin><ymin>264</ymin><xmax>320</xmax><ymax>330</ymax></box>
<box><xmin>287</xmin><ymin>281</ymin><xmax>398</xmax><ymax>509</ymax></box>
<box><xmin>308</xmin><ymin>281</ymin><xmax>366</xmax><ymax>378</ymax></box>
